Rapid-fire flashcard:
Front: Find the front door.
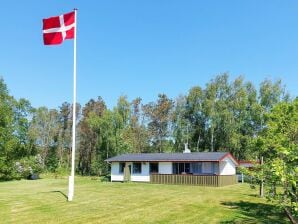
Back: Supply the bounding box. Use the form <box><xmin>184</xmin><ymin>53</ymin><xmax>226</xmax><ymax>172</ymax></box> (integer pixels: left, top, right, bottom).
<box><xmin>124</xmin><ymin>163</ymin><xmax>131</xmax><ymax>182</ymax></box>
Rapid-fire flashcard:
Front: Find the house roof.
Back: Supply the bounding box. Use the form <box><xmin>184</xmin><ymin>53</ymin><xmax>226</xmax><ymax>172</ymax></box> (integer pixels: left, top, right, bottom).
<box><xmin>239</xmin><ymin>160</ymin><xmax>257</xmax><ymax>167</ymax></box>
<box><xmin>105</xmin><ymin>152</ymin><xmax>239</xmax><ymax>165</ymax></box>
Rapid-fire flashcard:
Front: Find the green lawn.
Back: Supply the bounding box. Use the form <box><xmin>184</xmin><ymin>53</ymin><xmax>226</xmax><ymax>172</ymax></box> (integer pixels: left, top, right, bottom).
<box><xmin>0</xmin><ymin>177</ymin><xmax>289</xmax><ymax>224</ymax></box>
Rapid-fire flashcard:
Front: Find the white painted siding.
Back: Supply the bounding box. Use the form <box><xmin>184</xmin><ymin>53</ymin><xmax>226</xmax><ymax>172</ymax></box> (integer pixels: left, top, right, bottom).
<box><xmin>159</xmin><ymin>162</ymin><xmax>172</xmax><ymax>174</ymax></box>
<box><xmin>111</xmin><ymin>162</ymin><xmax>124</xmax><ymax>181</ymax></box>
<box><xmin>111</xmin><ymin>162</ymin><xmax>150</xmax><ymax>182</ymax></box>
<box><xmin>219</xmin><ymin>157</ymin><xmax>236</xmax><ymax>175</ymax></box>
<box><xmin>131</xmin><ymin>162</ymin><xmax>150</xmax><ymax>182</ymax></box>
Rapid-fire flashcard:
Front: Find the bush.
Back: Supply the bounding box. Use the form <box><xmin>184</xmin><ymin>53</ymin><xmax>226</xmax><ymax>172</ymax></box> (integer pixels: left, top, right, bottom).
<box><xmin>15</xmin><ymin>155</ymin><xmax>43</xmax><ymax>179</ymax></box>
<box><xmin>0</xmin><ymin>158</ymin><xmax>22</xmax><ymax>181</ymax></box>
<box><xmin>99</xmin><ymin>175</ymin><xmax>110</xmax><ymax>182</ymax></box>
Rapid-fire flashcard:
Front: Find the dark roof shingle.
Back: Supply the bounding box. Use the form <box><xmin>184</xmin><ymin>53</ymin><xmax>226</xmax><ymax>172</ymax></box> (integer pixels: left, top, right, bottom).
<box><xmin>105</xmin><ymin>152</ymin><xmax>231</xmax><ymax>162</ymax></box>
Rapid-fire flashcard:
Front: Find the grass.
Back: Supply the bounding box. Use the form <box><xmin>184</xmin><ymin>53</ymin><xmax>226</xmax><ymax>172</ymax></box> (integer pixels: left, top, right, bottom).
<box><xmin>0</xmin><ymin>176</ymin><xmax>289</xmax><ymax>224</ymax></box>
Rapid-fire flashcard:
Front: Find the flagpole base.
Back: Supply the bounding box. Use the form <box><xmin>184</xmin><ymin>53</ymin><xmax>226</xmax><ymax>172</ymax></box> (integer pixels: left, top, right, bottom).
<box><xmin>68</xmin><ymin>175</ymin><xmax>74</xmax><ymax>201</ymax></box>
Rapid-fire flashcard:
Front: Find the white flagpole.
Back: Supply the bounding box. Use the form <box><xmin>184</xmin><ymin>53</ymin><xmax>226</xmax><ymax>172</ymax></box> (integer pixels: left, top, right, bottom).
<box><xmin>68</xmin><ymin>8</ymin><xmax>77</xmax><ymax>202</ymax></box>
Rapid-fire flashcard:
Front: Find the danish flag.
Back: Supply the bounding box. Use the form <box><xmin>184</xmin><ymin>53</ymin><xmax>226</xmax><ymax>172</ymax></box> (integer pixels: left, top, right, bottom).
<box><xmin>43</xmin><ymin>11</ymin><xmax>75</xmax><ymax>45</ymax></box>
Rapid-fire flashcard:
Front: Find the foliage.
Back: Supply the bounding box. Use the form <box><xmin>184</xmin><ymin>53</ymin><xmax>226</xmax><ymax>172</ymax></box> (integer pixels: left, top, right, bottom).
<box><xmin>15</xmin><ymin>155</ymin><xmax>43</xmax><ymax>179</ymax></box>
<box><xmin>264</xmin><ymin>99</ymin><xmax>297</xmax><ymax>218</ymax></box>
<box><xmin>143</xmin><ymin>93</ymin><xmax>174</xmax><ymax>152</ymax></box>
<box><xmin>0</xmin><ymin>78</ymin><xmax>36</xmax><ymax>180</ymax></box>
<box><xmin>77</xmin><ymin>97</ymin><xmax>106</xmax><ymax>175</ymax></box>
<box><xmin>0</xmin><ymin>74</ymin><xmax>294</xmax><ymax>188</ymax></box>
<box><xmin>246</xmin><ymin>99</ymin><xmax>298</xmax><ymax>219</ymax></box>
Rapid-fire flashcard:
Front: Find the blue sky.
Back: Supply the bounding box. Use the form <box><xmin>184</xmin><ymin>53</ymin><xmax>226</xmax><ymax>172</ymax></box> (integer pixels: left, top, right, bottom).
<box><xmin>1</xmin><ymin>1</ymin><xmax>298</xmax><ymax>109</ymax></box>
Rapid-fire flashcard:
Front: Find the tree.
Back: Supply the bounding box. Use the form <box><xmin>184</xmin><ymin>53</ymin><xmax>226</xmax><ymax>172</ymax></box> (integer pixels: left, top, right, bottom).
<box><xmin>249</xmin><ymin>99</ymin><xmax>298</xmax><ymax>220</ymax></box>
<box><xmin>259</xmin><ymin>79</ymin><xmax>289</xmax><ymax>112</ymax></box>
<box><xmin>0</xmin><ymin>78</ymin><xmax>18</xmax><ymax>180</ymax></box>
<box><xmin>78</xmin><ymin>97</ymin><xmax>106</xmax><ymax>175</ymax></box>
<box><xmin>202</xmin><ymin>74</ymin><xmax>232</xmax><ymax>152</ymax></box>
<box><xmin>143</xmin><ymin>94</ymin><xmax>174</xmax><ymax>152</ymax></box>
<box><xmin>120</xmin><ymin>97</ymin><xmax>149</xmax><ymax>153</ymax></box>
<box><xmin>172</xmin><ymin>95</ymin><xmax>188</xmax><ymax>152</ymax></box>
<box><xmin>14</xmin><ymin>98</ymin><xmax>36</xmax><ymax>158</ymax></box>
<box><xmin>29</xmin><ymin>107</ymin><xmax>60</xmax><ymax>171</ymax></box>
<box><xmin>113</xmin><ymin>96</ymin><xmax>131</xmax><ymax>154</ymax></box>
<box><xmin>0</xmin><ymin>78</ymin><xmax>37</xmax><ymax>180</ymax></box>
<box><xmin>265</xmin><ymin>99</ymin><xmax>297</xmax><ymax>218</ymax></box>
<box><xmin>227</xmin><ymin>77</ymin><xmax>255</xmax><ymax>159</ymax></box>
<box><xmin>57</xmin><ymin>102</ymin><xmax>72</xmax><ymax>168</ymax></box>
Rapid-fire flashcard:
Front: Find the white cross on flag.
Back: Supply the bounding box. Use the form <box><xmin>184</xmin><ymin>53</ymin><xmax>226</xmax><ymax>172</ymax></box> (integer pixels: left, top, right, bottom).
<box><xmin>43</xmin><ymin>11</ymin><xmax>75</xmax><ymax>45</ymax></box>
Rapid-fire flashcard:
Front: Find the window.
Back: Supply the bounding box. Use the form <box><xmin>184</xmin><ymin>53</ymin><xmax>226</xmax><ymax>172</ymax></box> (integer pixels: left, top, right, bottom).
<box><xmin>133</xmin><ymin>163</ymin><xmax>142</xmax><ymax>174</ymax></box>
<box><xmin>212</xmin><ymin>162</ymin><xmax>219</xmax><ymax>174</ymax></box>
<box><xmin>191</xmin><ymin>162</ymin><xmax>202</xmax><ymax>174</ymax></box>
<box><xmin>150</xmin><ymin>163</ymin><xmax>159</xmax><ymax>173</ymax></box>
<box><xmin>119</xmin><ymin>162</ymin><xmax>125</xmax><ymax>174</ymax></box>
<box><xmin>185</xmin><ymin>163</ymin><xmax>190</xmax><ymax>173</ymax></box>
<box><xmin>173</xmin><ymin>163</ymin><xmax>179</xmax><ymax>174</ymax></box>
<box><xmin>172</xmin><ymin>163</ymin><xmax>191</xmax><ymax>174</ymax></box>
<box><xmin>178</xmin><ymin>163</ymin><xmax>184</xmax><ymax>174</ymax></box>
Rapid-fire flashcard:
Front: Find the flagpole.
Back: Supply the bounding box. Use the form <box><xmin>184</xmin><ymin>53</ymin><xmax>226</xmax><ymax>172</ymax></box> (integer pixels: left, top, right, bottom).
<box><xmin>68</xmin><ymin>8</ymin><xmax>77</xmax><ymax>202</ymax></box>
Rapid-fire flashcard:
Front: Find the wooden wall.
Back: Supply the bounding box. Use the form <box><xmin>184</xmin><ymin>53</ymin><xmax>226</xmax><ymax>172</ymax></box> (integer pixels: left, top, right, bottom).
<box><xmin>150</xmin><ymin>174</ymin><xmax>237</xmax><ymax>187</ymax></box>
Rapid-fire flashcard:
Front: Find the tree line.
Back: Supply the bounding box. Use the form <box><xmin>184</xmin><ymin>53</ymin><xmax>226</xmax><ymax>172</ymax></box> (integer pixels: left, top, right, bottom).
<box><xmin>0</xmin><ymin>73</ymin><xmax>293</xmax><ymax>178</ymax></box>
<box><xmin>1</xmin><ymin>73</ymin><xmax>296</xmax><ymax>219</ymax></box>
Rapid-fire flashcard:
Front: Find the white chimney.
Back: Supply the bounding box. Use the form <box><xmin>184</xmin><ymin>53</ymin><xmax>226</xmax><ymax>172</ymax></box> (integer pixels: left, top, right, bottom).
<box><xmin>183</xmin><ymin>143</ymin><xmax>191</xmax><ymax>153</ymax></box>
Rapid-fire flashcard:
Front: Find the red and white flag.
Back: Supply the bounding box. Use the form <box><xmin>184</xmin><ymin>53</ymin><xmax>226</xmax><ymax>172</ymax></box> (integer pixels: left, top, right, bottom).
<box><xmin>43</xmin><ymin>11</ymin><xmax>75</xmax><ymax>45</ymax></box>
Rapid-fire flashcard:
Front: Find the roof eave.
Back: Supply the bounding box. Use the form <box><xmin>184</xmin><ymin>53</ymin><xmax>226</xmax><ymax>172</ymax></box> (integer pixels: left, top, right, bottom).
<box><xmin>218</xmin><ymin>153</ymin><xmax>239</xmax><ymax>166</ymax></box>
<box><xmin>105</xmin><ymin>159</ymin><xmax>221</xmax><ymax>163</ymax></box>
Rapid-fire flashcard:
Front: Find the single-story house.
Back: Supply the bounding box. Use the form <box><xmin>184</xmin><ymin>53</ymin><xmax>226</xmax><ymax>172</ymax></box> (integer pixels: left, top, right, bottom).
<box><xmin>238</xmin><ymin>160</ymin><xmax>255</xmax><ymax>168</ymax></box>
<box><xmin>237</xmin><ymin>160</ymin><xmax>257</xmax><ymax>183</ymax></box>
<box><xmin>105</xmin><ymin>150</ymin><xmax>239</xmax><ymax>187</ymax></box>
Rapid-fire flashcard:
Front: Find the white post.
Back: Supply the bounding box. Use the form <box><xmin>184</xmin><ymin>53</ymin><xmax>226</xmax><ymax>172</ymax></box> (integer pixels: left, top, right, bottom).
<box><xmin>68</xmin><ymin>9</ymin><xmax>77</xmax><ymax>202</ymax></box>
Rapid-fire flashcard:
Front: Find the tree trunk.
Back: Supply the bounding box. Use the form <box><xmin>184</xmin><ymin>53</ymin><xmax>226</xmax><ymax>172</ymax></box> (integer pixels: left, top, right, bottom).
<box><xmin>196</xmin><ymin>135</ymin><xmax>201</xmax><ymax>151</ymax></box>
<box><xmin>88</xmin><ymin>142</ymin><xmax>92</xmax><ymax>176</ymax></box>
<box><xmin>259</xmin><ymin>156</ymin><xmax>264</xmax><ymax>197</ymax></box>
<box><xmin>285</xmin><ymin>208</ymin><xmax>298</xmax><ymax>224</ymax></box>
<box><xmin>159</xmin><ymin>130</ymin><xmax>162</xmax><ymax>153</ymax></box>
<box><xmin>106</xmin><ymin>141</ymin><xmax>109</xmax><ymax>159</ymax></box>
<box><xmin>67</xmin><ymin>147</ymin><xmax>71</xmax><ymax>168</ymax></box>
<box><xmin>211</xmin><ymin>128</ymin><xmax>214</xmax><ymax>152</ymax></box>
<box><xmin>159</xmin><ymin>137</ymin><xmax>162</xmax><ymax>153</ymax></box>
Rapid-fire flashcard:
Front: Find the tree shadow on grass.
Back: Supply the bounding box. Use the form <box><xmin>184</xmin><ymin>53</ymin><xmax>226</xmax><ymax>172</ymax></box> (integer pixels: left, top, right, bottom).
<box><xmin>220</xmin><ymin>201</ymin><xmax>288</xmax><ymax>224</ymax></box>
<box><xmin>245</xmin><ymin>193</ymin><xmax>259</xmax><ymax>198</ymax></box>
